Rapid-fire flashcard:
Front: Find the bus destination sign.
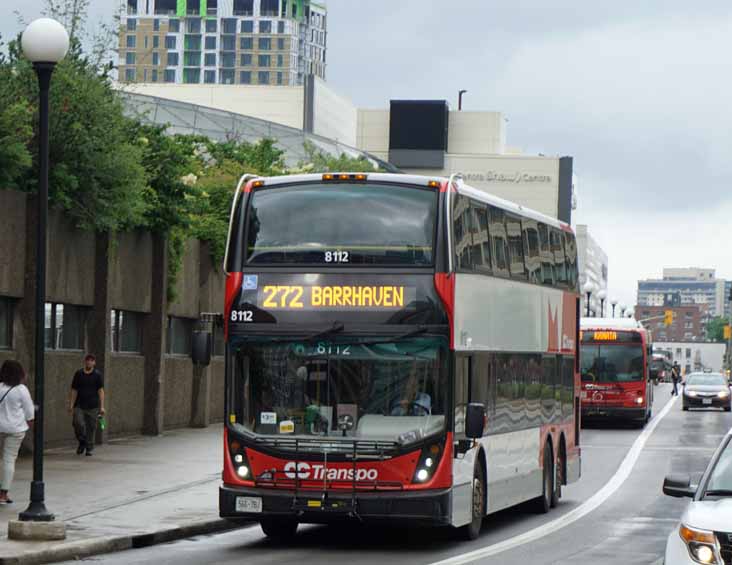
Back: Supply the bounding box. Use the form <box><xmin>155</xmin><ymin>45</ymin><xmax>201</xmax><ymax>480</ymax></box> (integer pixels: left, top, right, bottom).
<box><xmin>259</xmin><ymin>284</ymin><xmax>414</xmax><ymax>311</ymax></box>
<box><xmin>581</xmin><ymin>330</ymin><xmax>642</xmax><ymax>343</ymax></box>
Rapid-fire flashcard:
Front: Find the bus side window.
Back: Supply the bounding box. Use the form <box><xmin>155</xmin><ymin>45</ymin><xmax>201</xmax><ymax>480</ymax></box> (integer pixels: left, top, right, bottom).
<box><xmin>522</xmin><ymin>219</ymin><xmax>541</xmax><ymax>284</ymax></box>
<box><xmin>505</xmin><ymin>213</ymin><xmax>527</xmax><ymax>280</ymax></box>
<box><xmin>563</xmin><ymin>231</ymin><xmax>579</xmax><ymax>292</ymax></box>
<box><xmin>470</xmin><ymin>202</ymin><xmax>492</xmax><ymax>274</ymax></box>
<box><xmin>454</xmin><ymin>356</ymin><xmax>469</xmax><ymax>436</ymax></box>
<box><xmin>488</xmin><ymin>206</ymin><xmax>510</xmax><ymax>277</ymax></box>
<box><xmin>537</xmin><ymin>223</ymin><xmax>554</xmax><ymax>286</ymax></box>
<box><xmin>453</xmin><ymin>195</ymin><xmax>473</xmax><ymax>271</ymax></box>
<box><xmin>550</xmin><ymin>228</ymin><xmax>568</xmax><ymax>287</ymax></box>
<box><xmin>470</xmin><ymin>354</ymin><xmax>492</xmax><ymax>436</ymax></box>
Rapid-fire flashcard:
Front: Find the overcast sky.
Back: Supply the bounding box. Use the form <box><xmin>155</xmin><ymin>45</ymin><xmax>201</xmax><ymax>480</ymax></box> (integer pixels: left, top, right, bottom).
<box><xmin>3</xmin><ymin>1</ymin><xmax>732</xmax><ymax>309</ymax></box>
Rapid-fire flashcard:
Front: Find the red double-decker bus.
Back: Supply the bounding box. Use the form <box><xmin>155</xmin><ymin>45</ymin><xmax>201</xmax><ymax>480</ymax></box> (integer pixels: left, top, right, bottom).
<box><xmin>216</xmin><ymin>172</ymin><xmax>581</xmax><ymax>540</ymax></box>
<box><xmin>580</xmin><ymin>318</ymin><xmax>654</xmax><ymax>426</ymax></box>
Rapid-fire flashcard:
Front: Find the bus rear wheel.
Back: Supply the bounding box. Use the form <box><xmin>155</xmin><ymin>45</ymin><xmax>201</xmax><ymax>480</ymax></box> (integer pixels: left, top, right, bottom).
<box><xmin>261</xmin><ymin>518</ymin><xmax>298</xmax><ymax>540</ymax></box>
<box><xmin>533</xmin><ymin>443</ymin><xmax>553</xmax><ymax>514</ymax></box>
<box><xmin>460</xmin><ymin>467</ymin><xmax>485</xmax><ymax>540</ymax></box>
<box><xmin>551</xmin><ymin>445</ymin><xmax>565</xmax><ymax>508</ymax></box>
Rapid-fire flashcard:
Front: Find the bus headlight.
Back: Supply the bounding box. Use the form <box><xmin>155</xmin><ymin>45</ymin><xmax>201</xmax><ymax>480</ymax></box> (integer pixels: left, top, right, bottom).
<box><xmin>679</xmin><ymin>524</ymin><xmax>720</xmax><ymax>564</ymax></box>
<box><xmin>412</xmin><ymin>441</ymin><xmax>444</xmax><ymax>484</ymax></box>
<box><xmin>635</xmin><ymin>396</ymin><xmax>644</xmax><ymax>405</ymax></box>
<box><xmin>229</xmin><ymin>440</ymin><xmax>252</xmax><ymax>482</ymax></box>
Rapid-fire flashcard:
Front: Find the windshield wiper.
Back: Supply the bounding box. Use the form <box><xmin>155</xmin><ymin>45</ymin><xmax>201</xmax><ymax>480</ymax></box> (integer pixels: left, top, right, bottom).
<box><xmin>302</xmin><ymin>322</ymin><xmax>345</xmax><ymax>342</ymax></box>
<box><xmin>355</xmin><ymin>326</ymin><xmax>429</xmax><ymax>347</ymax></box>
<box><xmin>703</xmin><ymin>489</ymin><xmax>732</xmax><ymax>497</ymax></box>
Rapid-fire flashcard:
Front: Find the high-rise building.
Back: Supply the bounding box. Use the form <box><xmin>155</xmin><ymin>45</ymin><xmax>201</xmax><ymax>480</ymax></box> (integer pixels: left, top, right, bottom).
<box><xmin>118</xmin><ymin>0</ymin><xmax>327</xmax><ymax>86</ymax></box>
<box><xmin>576</xmin><ymin>225</ymin><xmax>608</xmax><ymax>316</ymax></box>
<box><xmin>637</xmin><ymin>268</ymin><xmax>726</xmax><ymax>318</ymax></box>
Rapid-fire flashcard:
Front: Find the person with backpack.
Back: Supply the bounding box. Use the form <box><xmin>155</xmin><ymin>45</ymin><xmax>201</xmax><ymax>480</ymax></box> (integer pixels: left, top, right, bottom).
<box><xmin>0</xmin><ymin>360</ymin><xmax>35</xmax><ymax>504</ymax></box>
<box><xmin>671</xmin><ymin>362</ymin><xmax>681</xmax><ymax>396</ymax></box>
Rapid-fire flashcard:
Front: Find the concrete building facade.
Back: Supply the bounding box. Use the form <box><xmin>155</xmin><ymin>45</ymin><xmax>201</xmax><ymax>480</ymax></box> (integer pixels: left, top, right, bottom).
<box><xmin>637</xmin><ymin>268</ymin><xmax>727</xmax><ymax>318</ymax></box>
<box><xmin>576</xmin><ymin>224</ymin><xmax>608</xmax><ymax>317</ymax></box>
<box><xmin>0</xmin><ymin>189</ymin><xmax>225</xmax><ymax>447</ymax></box>
<box><xmin>653</xmin><ymin>342</ymin><xmax>726</xmax><ymax>375</ymax></box>
<box><xmin>635</xmin><ymin>304</ymin><xmax>709</xmax><ymax>342</ymax></box>
<box><xmin>118</xmin><ymin>0</ymin><xmax>326</xmax><ymax>87</ymax></box>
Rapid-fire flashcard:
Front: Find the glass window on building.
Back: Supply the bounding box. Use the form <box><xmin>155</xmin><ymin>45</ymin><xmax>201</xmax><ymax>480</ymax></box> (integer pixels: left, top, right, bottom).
<box><xmin>126</xmin><ymin>35</ymin><xmax>136</xmax><ymax>48</ymax></box>
<box><xmin>277</xmin><ymin>54</ymin><xmax>283</xmax><ymax>67</ymax></box>
<box><xmin>167</xmin><ymin>52</ymin><xmax>179</xmax><ymax>66</ymax></box>
<box><xmin>183</xmin><ymin>68</ymin><xmax>201</xmax><ymax>83</ymax></box>
<box><xmin>277</xmin><ymin>21</ymin><xmax>285</xmax><ymax>34</ymax></box>
<box><xmin>184</xmin><ymin>51</ymin><xmax>201</xmax><ymax>66</ymax></box>
<box><xmin>167</xmin><ymin>317</ymin><xmax>193</xmax><ymax>355</ymax></box>
<box><xmin>152</xmin><ymin>69</ymin><xmax>158</xmax><ymax>82</ymax></box>
<box><xmin>169</xmin><ymin>19</ymin><xmax>180</xmax><ymax>32</ymax></box>
<box><xmin>240</xmin><ymin>53</ymin><xmax>252</xmax><ymax>66</ymax></box>
<box><xmin>233</xmin><ymin>0</ymin><xmax>253</xmax><ymax>16</ymax></box>
<box><xmin>126</xmin><ymin>18</ymin><xmax>137</xmax><ymax>31</ymax></box>
<box><xmin>185</xmin><ymin>34</ymin><xmax>202</xmax><ymax>50</ymax></box>
<box><xmin>0</xmin><ymin>298</ymin><xmax>13</xmax><ymax>350</ymax></box>
<box><xmin>260</xmin><ymin>0</ymin><xmax>278</xmax><ymax>16</ymax></box>
<box><xmin>276</xmin><ymin>71</ymin><xmax>283</xmax><ymax>85</ymax></box>
<box><xmin>153</xmin><ymin>35</ymin><xmax>160</xmax><ymax>48</ymax></box>
<box><xmin>221</xmin><ymin>35</ymin><xmax>235</xmax><ymax>50</ymax></box>
<box><xmin>220</xmin><ymin>69</ymin><xmax>235</xmax><ymax>84</ymax></box>
<box><xmin>205</xmin><ymin>36</ymin><xmax>216</xmax><ymax>49</ymax></box>
<box><xmin>258</xmin><ymin>37</ymin><xmax>271</xmax><ymax>50</ymax></box>
<box><xmin>186</xmin><ymin>18</ymin><xmax>201</xmax><ymax>33</ymax></box>
<box><xmin>204</xmin><ymin>70</ymin><xmax>216</xmax><ymax>83</ymax></box>
<box><xmin>258</xmin><ymin>71</ymin><xmax>270</xmax><ymax>84</ymax></box>
<box><xmin>686</xmin><ymin>348</ymin><xmax>691</xmax><ymax>358</ymax></box>
<box><xmin>186</xmin><ymin>0</ymin><xmax>199</xmax><ymax>15</ymax></box>
<box><xmin>126</xmin><ymin>52</ymin><xmax>136</xmax><ymax>65</ymax></box>
<box><xmin>259</xmin><ymin>20</ymin><xmax>272</xmax><ymax>33</ymax></box>
<box><xmin>204</xmin><ymin>53</ymin><xmax>216</xmax><ymax>66</ymax></box>
<box><xmin>164</xmin><ymin>69</ymin><xmax>176</xmax><ymax>82</ymax></box>
<box><xmin>110</xmin><ymin>310</ymin><xmax>143</xmax><ymax>353</ymax></box>
<box><xmin>240</xmin><ymin>37</ymin><xmax>253</xmax><ymax>49</ymax></box>
<box><xmin>45</xmin><ymin>303</ymin><xmax>85</xmax><ymax>351</ymax></box>
<box><xmin>221</xmin><ymin>53</ymin><xmax>235</xmax><ymax>67</ymax></box>
<box><xmin>165</xmin><ymin>35</ymin><xmax>176</xmax><ymax>49</ymax></box>
<box><xmin>241</xmin><ymin>20</ymin><xmax>253</xmax><ymax>33</ymax></box>
<box><xmin>222</xmin><ymin>18</ymin><xmax>237</xmax><ymax>34</ymax></box>
<box><xmin>152</xmin><ymin>52</ymin><xmax>159</xmax><ymax>65</ymax></box>
<box><xmin>239</xmin><ymin>71</ymin><xmax>251</xmax><ymax>84</ymax></box>
<box><xmin>153</xmin><ymin>18</ymin><xmax>160</xmax><ymax>31</ymax></box>
<box><xmin>258</xmin><ymin>54</ymin><xmax>270</xmax><ymax>67</ymax></box>
<box><xmin>125</xmin><ymin>68</ymin><xmax>136</xmax><ymax>81</ymax></box>
<box><xmin>277</xmin><ymin>37</ymin><xmax>285</xmax><ymax>50</ymax></box>
<box><xmin>205</xmin><ymin>19</ymin><xmax>217</xmax><ymax>33</ymax></box>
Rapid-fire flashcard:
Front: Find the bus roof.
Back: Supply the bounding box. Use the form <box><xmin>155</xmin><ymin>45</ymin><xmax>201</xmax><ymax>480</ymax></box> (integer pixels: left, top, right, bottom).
<box><xmin>240</xmin><ymin>172</ymin><xmax>571</xmax><ymax>232</ymax></box>
<box><xmin>580</xmin><ymin>317</ymin><xmax>644</xmax><ymax>331</ymax></box>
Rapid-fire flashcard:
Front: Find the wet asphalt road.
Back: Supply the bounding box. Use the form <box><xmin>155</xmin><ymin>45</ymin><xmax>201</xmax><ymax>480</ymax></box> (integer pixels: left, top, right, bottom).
<box><xmin>71</xmin><ymin>383</ymin><xmax>732</xmax><ymax>565</ymax></box>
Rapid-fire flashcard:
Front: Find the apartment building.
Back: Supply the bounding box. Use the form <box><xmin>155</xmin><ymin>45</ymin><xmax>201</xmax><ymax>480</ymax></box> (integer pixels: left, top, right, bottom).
<box><xmin>637</xmin><ymin>268</ymin><xmax>727</xmax><ymax>318</ymax></box>
<box><xmin>118</xmin><ymin>0</ymin><xmax>327</xmax><ymax>86</ymax></box>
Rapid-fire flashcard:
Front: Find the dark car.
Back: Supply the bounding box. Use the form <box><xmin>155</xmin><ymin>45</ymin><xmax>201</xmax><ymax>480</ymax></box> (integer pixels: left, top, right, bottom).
<box><xmin>682</xmin><ymin>373</ymin><xmax>732</xmax><ymax>412</ymax></box>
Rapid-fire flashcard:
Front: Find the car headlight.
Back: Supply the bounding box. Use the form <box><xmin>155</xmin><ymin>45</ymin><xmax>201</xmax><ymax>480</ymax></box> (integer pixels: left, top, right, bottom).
<box><xmin>718</xmin><ymin>390</ymin><xmax>730</xmax><ymax>399</ymax></box>
<box><xmin>679</xmin><ymin>524</ymin><xmax>721</xmax><ymax>564</ymax></box>
<box><xmin>686</xmin><ymin>390</ymin><xmax>698</xmax><ymax>397</ymax></box>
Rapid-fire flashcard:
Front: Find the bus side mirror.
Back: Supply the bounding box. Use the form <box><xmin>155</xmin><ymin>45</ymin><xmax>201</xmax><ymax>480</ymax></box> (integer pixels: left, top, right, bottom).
<box><xmin>192</xmin><ymin>331</ymin><xmax>212</xmax><ymax>367</ymax></box>
<box><xmin>465</xmin><ymin>403</ymin><xmax>485</xmax><ymax>439</ymax></box>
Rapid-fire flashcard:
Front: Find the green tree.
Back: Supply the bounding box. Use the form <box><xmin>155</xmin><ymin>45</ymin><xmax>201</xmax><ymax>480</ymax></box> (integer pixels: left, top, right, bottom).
<box><xmin>706</xmin><ymin>316</ymin><xmax>728</xmax><ymax>342</ymax></box>
<box><xmin>299</xmin><ymin>140</ymin><xmax>381</xmax><ymax>173</ymax></box>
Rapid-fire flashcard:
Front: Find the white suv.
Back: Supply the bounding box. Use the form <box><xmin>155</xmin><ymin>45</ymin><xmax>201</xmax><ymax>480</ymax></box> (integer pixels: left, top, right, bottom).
<box><xmin>663</xmin><ymin>429</ymin><xmax>732</xmax><ymax>564</ymax></box>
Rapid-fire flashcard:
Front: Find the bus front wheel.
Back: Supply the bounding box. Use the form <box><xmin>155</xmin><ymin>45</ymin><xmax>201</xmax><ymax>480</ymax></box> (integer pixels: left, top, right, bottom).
<box><xmin>460</xmin><ymin>467</ymin><xmax>485</xmax><ymax>540</ymax></box>
<box><xmin>261</xmin><ymin>518</ymin><xmax>298</xmax><ymax>540</ymax></box>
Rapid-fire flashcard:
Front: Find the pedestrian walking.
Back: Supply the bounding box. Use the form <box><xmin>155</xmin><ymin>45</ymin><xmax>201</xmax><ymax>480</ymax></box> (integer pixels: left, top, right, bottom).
<box><xmin>671</xmin><ymin>362</ymin><xmax>681</xmax><ymax>396</ymax></box>
<box><xmin>0</xmin><ymin>360</ymin><xmax>35</xmax><ymax>504</ymax></box>
<box><xmin>67</xmin><ymin>354</ymin><xmax>105</xmax><ymax>456</ymax></box>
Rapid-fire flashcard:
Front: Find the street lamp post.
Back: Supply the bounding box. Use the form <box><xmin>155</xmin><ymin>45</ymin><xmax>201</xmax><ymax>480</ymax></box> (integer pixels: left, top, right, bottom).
<box><xmin>597</xmin><ymin>289</ymin><xmax>607</xmax><ymax>318</ymax></box>
<box><xmin>626</xmin><ymin>308</ymin><xmax>635</xmax><ymax>319</ymax></box>
<box><xmin>619</xmin><ymin>303</ymin><xmax>627</xmax><ymax>318</ymax></box>
<box><xmin>610</xmin><ymin>298</ymin><xmax>618</xmax><ymax>318</ymax></box>
<box><xmin>582</xmin><ymin>281</ymin><xmax>594</xmax><ymax>318</ymax></box>
<box><xmin>458</xmin><ymin>89</ymin><xmax>468</xmax><ymax>110</ymax></box>
<box><xmin>19</xmin><ymin>18</ymin><xmax>69</xmax><ymax>523</ymax></box>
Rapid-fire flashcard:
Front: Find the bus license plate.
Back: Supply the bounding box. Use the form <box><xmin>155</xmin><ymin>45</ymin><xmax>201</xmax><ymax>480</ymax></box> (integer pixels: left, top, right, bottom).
<box><xmin>235</xmin><ymin>496</ymin><xmax>262</xmax><ymax>513</ymax></box>
<box><xmin>702</xmin><ymin>399</ymin><xmax>713</xmax><ymax>405</ymax></box>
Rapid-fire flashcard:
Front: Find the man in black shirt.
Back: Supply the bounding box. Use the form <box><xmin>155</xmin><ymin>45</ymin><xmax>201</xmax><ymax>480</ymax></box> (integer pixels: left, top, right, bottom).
<box><xmin>67</xmin><ymin>354</ymin><xmax>105</xmax><ymax>456</ymax></box>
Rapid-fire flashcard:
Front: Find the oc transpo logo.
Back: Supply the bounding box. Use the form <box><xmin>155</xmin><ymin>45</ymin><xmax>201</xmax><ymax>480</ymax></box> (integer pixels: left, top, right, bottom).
<box><xmin>283</xmin><ymin>461</ymin><xmax>379</xmax><ymax>481</ymax></box>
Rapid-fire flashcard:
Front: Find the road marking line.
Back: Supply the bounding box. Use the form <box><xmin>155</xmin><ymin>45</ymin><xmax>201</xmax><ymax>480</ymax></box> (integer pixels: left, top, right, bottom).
<box><xmin>428</xmin><ymin>395</ymin><xmax>678</xmax><ymax>565</ymax></box>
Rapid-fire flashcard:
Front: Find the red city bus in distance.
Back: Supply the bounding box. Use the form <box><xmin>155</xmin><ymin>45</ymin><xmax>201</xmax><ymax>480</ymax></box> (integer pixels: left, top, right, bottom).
<box><xmin>580</xmin><ymin>318</ymin><xmax>654</xmax><ymax>426</ymax></box>
<box><xmin>217</xmin><ymin>172</ymin><xmax>581</xmax><ymax>540</ymax></box>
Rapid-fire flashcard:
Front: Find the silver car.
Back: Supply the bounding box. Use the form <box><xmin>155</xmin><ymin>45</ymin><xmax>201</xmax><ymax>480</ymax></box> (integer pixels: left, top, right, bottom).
<box><xmin>664</xmin><ymin>428</ymin><xmax>732</xmax><ymax>564</ymax></box>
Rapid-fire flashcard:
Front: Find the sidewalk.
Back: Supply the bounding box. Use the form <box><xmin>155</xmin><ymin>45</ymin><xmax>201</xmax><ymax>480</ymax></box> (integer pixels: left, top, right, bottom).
<box><xmin>0</xmin><ymin>425</ymin><xmax>246</xmax><ymax>565</ymax></box>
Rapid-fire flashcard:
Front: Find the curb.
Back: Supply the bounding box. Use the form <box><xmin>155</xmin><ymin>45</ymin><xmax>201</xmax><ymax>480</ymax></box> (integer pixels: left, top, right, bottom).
<box><xmin>0</xmin><ymin>519</ymin><xmax>251</xmax><ymax>565</ymax></box>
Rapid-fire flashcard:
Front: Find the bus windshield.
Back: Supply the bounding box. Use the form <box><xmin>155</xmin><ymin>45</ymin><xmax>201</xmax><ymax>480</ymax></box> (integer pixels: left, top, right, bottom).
<box><xmin>581</xmin><ymin>344</ymin><xmax>644</xmax><ymax>383</ymax></box>
<box><xmin>230</xmin><ymin>337</ymin><xmax>447</xmax><ymax>443</ymax></box>
<box><xmin>245</xmin><ymin>183</ymin><xmax>438</xmax><ymax>265</ymax></box>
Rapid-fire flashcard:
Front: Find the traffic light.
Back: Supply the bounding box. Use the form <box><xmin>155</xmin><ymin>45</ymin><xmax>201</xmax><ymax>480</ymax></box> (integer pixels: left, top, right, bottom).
<box><xmin>664</xmin><ymin>310</ymin><xmax>674</xmax><ymax>326</ymax></box>
<box><xmin>725</xmin><ymin>325</ymin><xmax>732</xmax><ymax>340</ymax></box>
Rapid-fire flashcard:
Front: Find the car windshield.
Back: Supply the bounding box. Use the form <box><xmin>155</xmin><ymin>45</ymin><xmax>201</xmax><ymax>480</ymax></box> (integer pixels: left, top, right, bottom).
<box><xmin>245</xmin><ymin>183</ymin><xmax>438</xmax><ymax>266</ymax></box>
<box><xmin>581</xmin><ymin>344</ymin><xmax>644</xmax><ymax>382</ymax></box>
<box><xmin>686</xmin><ymin>374</ymin><xmax>727</xmax><ymax>387</ymax></box>
<box><xmin>704</xmin><ymin>439</ymin><xmax>732</xmax><ymax>497</ymax></box>
<box><xmin>229</xmin><ymin>336</ymin><xmax>447</xmax><ymax>442</ymax></box>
